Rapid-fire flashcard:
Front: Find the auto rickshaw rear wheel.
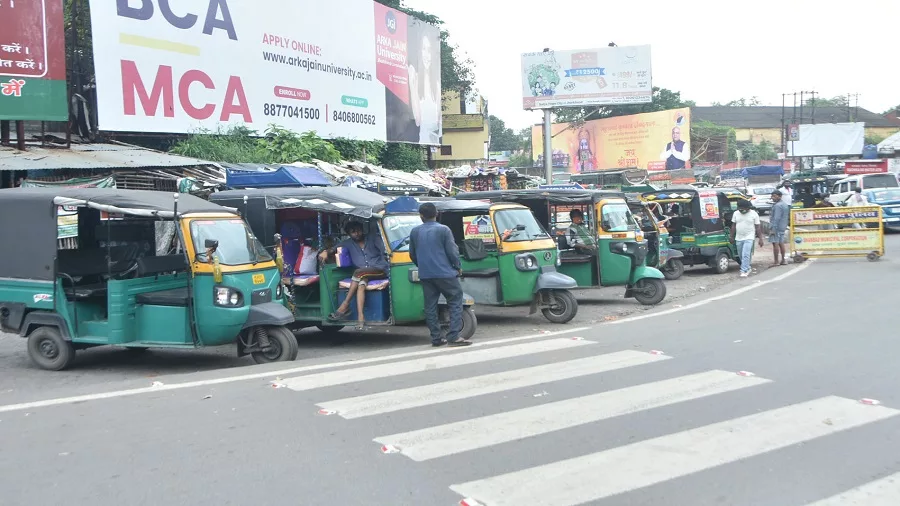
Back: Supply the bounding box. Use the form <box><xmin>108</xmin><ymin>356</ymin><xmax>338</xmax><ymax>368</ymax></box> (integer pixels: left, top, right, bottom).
<box><xmin>633</xmin><ymin>278</ymin><xmax>667</xmax><ymax>306</ymax></box>
<box><xmin>27</xmin><ymin>326</ymin><xmax>75</xmax><ymax>371</ymax></box>
<box><xmin>316</xmin><ymin>325</ymin><xmax>345</xmax><ymax>335</ymax></box>
<box><xmin>710</xmin><ymin>252</ymin><xmax>730</xmax><ymax>274</ymax></box>
<box><xmin>662</xmin><ymin>259</ymin><xmax>684</xmax><ymax>280</ymax></box>
<box><xmin>541</xmin><ymin>290</ymin><xmax>578</xmax><ymax>324</ymax></box>
<box><xmin>458</xmin><ymin>307</ymin><xmax>477</xmax><ymax>341</ymax></box>
<box><xmin>250</xmin><ymin>326</ymin><xmax>299</xmax><ymax>364</ymax></box>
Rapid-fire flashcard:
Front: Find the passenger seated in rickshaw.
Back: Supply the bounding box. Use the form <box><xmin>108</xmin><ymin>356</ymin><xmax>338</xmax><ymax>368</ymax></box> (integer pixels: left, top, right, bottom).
<box><xmin>565</xmin><ymin>209</ymin><xmax>597</xmax><ymax>253</ymax></box>
<box><xmin>318</xmin><ymin>221</ymin><xmax>389</xmax><ymax>330</ymax></box>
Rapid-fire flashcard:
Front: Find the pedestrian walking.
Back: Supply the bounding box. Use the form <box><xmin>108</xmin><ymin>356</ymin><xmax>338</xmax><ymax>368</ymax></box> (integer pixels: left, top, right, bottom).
<box><xmin>730</xmin><ymin>199</ymin><xmax>764</xmax><ymax>278</ymax></box>
<box><xmin>846</xmin><ymin>188</ymin><xmax>869</xmax><ymax>229</ymax></box>
<box><xmin>409</xmin><ymin>202</ymin><xmax>471</xmax><ymax>347</ymax></box>
<box><xmin>768</xmin><ymin>190</ymin><xmax>790</xmax><ymax>266</ymax></box>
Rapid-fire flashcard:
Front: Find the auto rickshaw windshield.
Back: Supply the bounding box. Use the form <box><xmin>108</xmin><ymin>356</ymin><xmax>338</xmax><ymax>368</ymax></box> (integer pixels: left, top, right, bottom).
<box><xmin>190</xmin><ymin>219</ymin><xmax>272</xmax><ymax>265</ymax></box>
<box><xmin>601</xmin><ymin>203</ymin><xmax>637</xmax><ymax>232</ymax></box>
<box><xmin>384</xmin><ymin>214</ymin><xmax>421</xmax><ymax>251</ymax></box>
<box><xmin>494</xmin><ymin>208</ymin><xmax>549</xmax><ymax>241</ymax></box>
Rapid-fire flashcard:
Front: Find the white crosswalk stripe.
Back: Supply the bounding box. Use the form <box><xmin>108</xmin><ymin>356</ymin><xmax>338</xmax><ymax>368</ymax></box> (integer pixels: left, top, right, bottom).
<box><xmin>803</xmin><ymin>471</ymin><xmax>900</xmax><ymax>505</ymax></box>
<box><xmin>280</xmin><ymin>339</ymin><xmax>900</xmax><ymax>506</ymax></box>
<box><xmin>317</xmin><ymin>350</ymin><xmax>668</xmax><ymax>419</ymax></box>
<box><xmin>283</xmin><ymin>337</ymin><xmax>593</xmax><ymax>391</ymax></box>
<box><xmin>374</xmin><ymin>369</ymin><xmax>771</xmax><ymax>461</ymax></box>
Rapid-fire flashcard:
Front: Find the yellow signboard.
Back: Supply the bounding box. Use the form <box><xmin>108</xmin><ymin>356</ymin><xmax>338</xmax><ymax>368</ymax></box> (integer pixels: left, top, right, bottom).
<box><xmin>442</xmin><ymin>114</ymin><xmax>485</xmax><ymax>130</ymax></box>
<box><xmin>789</xmin><ymin>206</ymin><xmax>884</xmax><ymax>260</ymax></box>
<box><xmin>792</xmin><ymin>207</ymin><xmax>881</xmax><ymax>226</ymax></box>
<box><xmin>792</xmin><ymin>229</ymin><xmax>881</xmax><ymax>252</ymax></box>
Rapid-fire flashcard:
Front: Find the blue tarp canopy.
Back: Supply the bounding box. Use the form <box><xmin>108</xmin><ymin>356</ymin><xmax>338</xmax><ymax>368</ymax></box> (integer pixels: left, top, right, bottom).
<box><xmin>740</xmin><ymin>165</ymin><xmax>784</xmax><ymax>178</ymax></box>
<box><xmin>225</xmin><ymin>165</ymin><xmax>331</xmax><ymax>189</ymax></box>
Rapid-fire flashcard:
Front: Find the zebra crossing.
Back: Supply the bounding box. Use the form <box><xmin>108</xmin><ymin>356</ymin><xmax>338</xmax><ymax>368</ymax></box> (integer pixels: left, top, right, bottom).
<box><xmin>281</xmin><ymin>336</ymin><xmax>900</xmax><ymax>505</ymax></box>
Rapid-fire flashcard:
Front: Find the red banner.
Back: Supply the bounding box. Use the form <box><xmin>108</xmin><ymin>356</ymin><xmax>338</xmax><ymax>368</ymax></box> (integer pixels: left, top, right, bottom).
<box><xmin>0</xmin><ymin>0</ymin><xmax>66</xmax><ymax>80</ymax></box>
<box><xmin>844</xmin><ymin>160</ymin><xmax>887</xmax><ymax>175</ymax></box>
<box><xmin>374</xmin><ymin>3</ymin><xmax>410</xmax><ymax>104</ymax></box>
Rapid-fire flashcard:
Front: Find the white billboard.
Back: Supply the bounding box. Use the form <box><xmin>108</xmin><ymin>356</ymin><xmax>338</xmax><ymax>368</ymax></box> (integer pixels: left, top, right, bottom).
<box><xmin>787</xmin><ymin>122</ymin><xmax>865</xmax><ymax>157</ymax></box>
<box><xmin>521</xmin><ymin>45</ymin><xmax>652</xmax><ymax>110</ymax></box>
<box><xmin>88</xmin><ymin>0</ymin><xmax>442</xmax><ymax>144</ymax></box>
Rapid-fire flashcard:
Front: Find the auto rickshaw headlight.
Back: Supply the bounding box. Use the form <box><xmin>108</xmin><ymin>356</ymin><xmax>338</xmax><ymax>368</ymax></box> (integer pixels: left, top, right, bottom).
<box><xmin>275</xmin><ymin>283</ymin><xmax>284</xmax><ymax>299</ymax></box>
<box><xmin>214</xmin><ymin>286</ymin><xmax>244</xmax><ymax>307</ymax></box>
<box><xmin>514</xmin><ymin>253</ymin><xmax>539</xmax><ymax>271</ymax></box>
<box><xmin>620</xmin><ymin>243</ymin><xmax>629</xmax><ymax>252</ymax></box>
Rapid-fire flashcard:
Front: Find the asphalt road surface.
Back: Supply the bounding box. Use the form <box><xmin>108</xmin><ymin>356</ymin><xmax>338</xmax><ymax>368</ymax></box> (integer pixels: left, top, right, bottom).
<box><xmin>1</xmin><ymin>235</ymin><xmax>898</xmax><ymax>505</ymax></box>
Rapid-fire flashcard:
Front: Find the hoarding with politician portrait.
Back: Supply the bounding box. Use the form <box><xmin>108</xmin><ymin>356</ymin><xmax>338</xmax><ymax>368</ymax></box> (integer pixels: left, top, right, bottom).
<box><xmin>0</xmin><ymin>0</ymin><xmax>68</xmax><ymax>121</ymax></box>
<box><xmin>531</xmin><ymin>108</ymin><xmax>691</xmax><ymax>174</ymax></box>
<box><xmin>88</xmin><ymin>0</ymin><xmax>441</xmax><ymax>144</ymax></box>
<box><xmin>521</xmin><ymin>46</ymin><xmax>652</xmax><ymax>110</ymax></box>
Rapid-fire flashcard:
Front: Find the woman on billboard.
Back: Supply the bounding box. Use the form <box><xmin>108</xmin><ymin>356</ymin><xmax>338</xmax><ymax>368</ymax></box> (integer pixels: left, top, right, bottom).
<box><xmin>407</xmin><ymin>22</ymin><xmax>442</xmax><ymax>145</ymax></box>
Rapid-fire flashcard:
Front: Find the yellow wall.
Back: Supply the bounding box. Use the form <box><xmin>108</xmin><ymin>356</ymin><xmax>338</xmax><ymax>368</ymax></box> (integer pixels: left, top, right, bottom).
<box><xmin>866</xmin><ymin>127</ymin><xmax>900</xmax><ymax>141</ymax></box>
<box><xmin>732</xmin><ymin>126</ymin><xmax>900</xmax><ymax>147</ymax></box>
<box><xmin>434</xmin><ymin>90</ymin><xmax>489</xmax><ymax>167</ymax></box>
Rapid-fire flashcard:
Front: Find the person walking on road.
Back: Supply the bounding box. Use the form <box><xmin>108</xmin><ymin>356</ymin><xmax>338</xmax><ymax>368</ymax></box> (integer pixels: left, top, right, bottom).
<box><xmin>846</xmin><ymin>188</ymin><xmax>869</xmax><ymax>229</ymax></box>
<box><xmin>730</xmin><ymin>199</ymin><xmax>764</xmax><ymax>278</ymax></box>
<box><xmin>409</xmin><ymin>202</ymin><xmax>471</xmax><ymax>347</ymax></box>
<box><xmin>768</xmin><ymin>190</ymin><xmax>790</xmax><ymax>266</ymax></box>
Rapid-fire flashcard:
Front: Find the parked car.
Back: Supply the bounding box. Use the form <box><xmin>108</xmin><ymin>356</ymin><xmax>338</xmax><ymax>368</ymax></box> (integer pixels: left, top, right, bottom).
<box><xmin>748</xmin><ymin>186</ymin><xmax>775</xmax><ymax>214</ymax></box>
<box><xmin>863</xmin><ymin>188</ymin><xmax>900</xmax><ymax>232</ymax></box>
<box><xmin>831</xmin><ymin>174</ymin><xmax>900</xmax><ymax>204</ymax></box>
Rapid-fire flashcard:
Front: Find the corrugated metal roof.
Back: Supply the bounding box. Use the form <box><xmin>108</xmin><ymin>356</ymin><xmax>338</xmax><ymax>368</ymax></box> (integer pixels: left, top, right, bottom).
<box><xmin>692</xmin><ymin>106</ymin><xmax>899</xmax><ymax>129</ymax></box>
<box><xmin>878</xmin><ymin>130</ymin><xmax>900</xmax><ymax>153</ymax></box>
<box><xmin>0</xmin><ymin>143</ymin><xmax>220</xmax><ymax>171</ymax></box>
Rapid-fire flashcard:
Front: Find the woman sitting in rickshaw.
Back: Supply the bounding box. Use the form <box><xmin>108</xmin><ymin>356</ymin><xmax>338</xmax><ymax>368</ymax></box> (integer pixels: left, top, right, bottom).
<box><xmin>318</xmin><ymin>220</ymin><xmax>389</xmax><ymax>330</ymax></box>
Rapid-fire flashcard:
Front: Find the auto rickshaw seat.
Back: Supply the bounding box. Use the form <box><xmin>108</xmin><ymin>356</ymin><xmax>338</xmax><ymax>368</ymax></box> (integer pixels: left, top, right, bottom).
<box><xmin>135</xmin><ymin>288</ymin><xmax>189</xmax><ymax>307</ymax></box>
<box><xmin>137</xmin><ymin>254</ymin><xmax>187</xmax><ymax>278</ymax></box>
<box><xmin>58</xmin><ymin>246</ymin><xmax>140</xmax><ymax>300</ymax></box>
<box><xmin>557</xmin><ymin>235</ymin><xmax>570</xmax><ymax>250</ymax></box>
<box><xmin>462</xmin><ymin>239</ymin><xmax>488</xmax><ymax>261</ymax></box>
<box><xmin>559</xmin><ymin>252</ymin><xmax>593</xmax><ymax>264</ymax></box>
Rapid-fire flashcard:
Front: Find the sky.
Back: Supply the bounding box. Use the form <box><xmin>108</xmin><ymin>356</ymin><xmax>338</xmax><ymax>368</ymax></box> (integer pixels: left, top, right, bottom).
<box><xmin>404</xmin><ymin>0</ymin><xmax>900</xmax><ymax>130</ymax></box>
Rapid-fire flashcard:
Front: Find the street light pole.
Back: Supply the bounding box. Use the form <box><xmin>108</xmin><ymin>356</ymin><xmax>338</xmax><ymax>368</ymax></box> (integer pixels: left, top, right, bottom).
<box><xmin>543</xmin><ymin>109</ymin><xmax>553</xmax><ymax>184</ymax></box>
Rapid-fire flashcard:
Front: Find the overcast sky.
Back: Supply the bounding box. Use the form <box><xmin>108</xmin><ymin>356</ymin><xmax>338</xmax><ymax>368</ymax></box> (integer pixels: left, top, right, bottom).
<box><xmin>405</xmin><ymin>0</ymin><xmax>900</xmax><ymax>130</ymax></box>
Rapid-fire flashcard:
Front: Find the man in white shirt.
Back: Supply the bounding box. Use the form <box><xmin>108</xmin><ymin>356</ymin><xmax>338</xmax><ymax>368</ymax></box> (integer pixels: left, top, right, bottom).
<box><xmin>778</xmin><ymin>180</ymin><xmax>793</xmax><ymax>206</ymax></box>
<box><xmin>846</xmin><ymin>188</ymin><xmax>869</xmax><ymax>229</ymax></box>
<box><xmin>729</xmin><ymin>199</ymin><xmax>764</xmax><ymax>278</ymax></box>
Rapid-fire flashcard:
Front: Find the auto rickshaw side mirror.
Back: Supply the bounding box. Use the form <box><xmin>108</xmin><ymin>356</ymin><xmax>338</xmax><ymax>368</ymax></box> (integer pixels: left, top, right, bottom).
<box><xmin>515</xmin><ymin>224</ymin><xmax>526</xmax><ymax>231</ymax></box>
<box><xmin>205</xmin><ymin>239</ymin><xmax>219</xmax><ymax>249</ymax></box>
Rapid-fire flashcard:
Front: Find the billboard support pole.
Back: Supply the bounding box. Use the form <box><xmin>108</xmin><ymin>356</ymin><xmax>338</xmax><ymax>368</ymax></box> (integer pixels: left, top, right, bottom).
<box><xmin>543</xmin><ymin>109</ymin><xmax>553</xmax><ymax>183</ymax></box>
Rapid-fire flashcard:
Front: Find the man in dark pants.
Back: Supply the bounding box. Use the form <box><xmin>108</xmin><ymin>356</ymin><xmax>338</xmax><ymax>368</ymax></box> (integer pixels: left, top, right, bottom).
<box><xmin>409</xmin><ymin>202</ymin><xmax>471</xmax><ymax>347</ymax></box>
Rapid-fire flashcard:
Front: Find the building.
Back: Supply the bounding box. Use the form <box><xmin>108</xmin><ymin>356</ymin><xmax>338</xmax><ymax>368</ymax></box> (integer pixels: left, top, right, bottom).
<box><xmin>691</xmin><ymin>106</ymin><xmax>900</xmax><ymax>146</ymax></box>
<box><xmin>432</xmin><ymin>91</ymin><xmax>489</xmax><ymax>169</ymax></box>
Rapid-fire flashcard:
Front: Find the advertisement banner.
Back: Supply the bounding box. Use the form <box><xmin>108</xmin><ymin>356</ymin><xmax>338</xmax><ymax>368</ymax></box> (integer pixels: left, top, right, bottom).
<box><xmin>0</xmin><ymin>0</ymin><xmax>68</xmax><ymax>121</ymax></box>
<box><xmin>88</xmin><ymin>0</ymin><xmax>441</xmax><ymax>144</ymax></box>
<box><xmin>787</xmin><ymin>123</ymin><xmax>865</xmax><ymax>157</ymax></box>
<box><xmin>698</xmin><ymin>190</ymin><xmax>719</xmax><ymax>220</ymax></box>
<box><xmin>791</xmin><ymin>207</ymin><xmax>882</xmax><ymax>226</ymax></box>
<box><xmin>531</xmin><ymin>108</ymin><xmax>690</xmax><ymax>173</ymax></box>
<box><xmin>521</xmin><ymin>46</ymin><xmax>652</xmax><ymax>110</ymax></box>
<box><xmin>844</xmin><ymin>160</ymin><xmax>888</xmax><ymax>175</ymax></box>
<box><xmin>793</xmin><ymin>229</ymin><xmax>881</xmax><ymax>252</ymax></box>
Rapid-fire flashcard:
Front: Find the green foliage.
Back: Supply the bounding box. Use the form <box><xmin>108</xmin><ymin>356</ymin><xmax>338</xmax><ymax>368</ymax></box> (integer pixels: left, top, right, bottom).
<box><xmin>170</xmin><ymin>125</ymin><xmax>341</xmax><ymax>165</ymax></box>
<box><xmin>865</xmin><ymin>134</ymin><xmax>887</xmax><ymax>146</ymax></box>
<box><xmin>381</xmin><ymin>143</ymin><xmax>426</xmax><ymax>172</ymax></box>
<box><xmin>711</xmin><ymin>97</ymin><xmax>762</xmax><ymax>107</ymax></box>
<box><xmin>738</xmin><ymin>139</ymin><xmax>777</xmax><ymax>163</ymax></box>
<box><xmin>489</xmin><ymin>116</ymin><xmax>521</xmax><ymax>152</ymax></box>
<box><xmin>690</xmin><ymin>120</ymin><xmax>737</xmax><ymax>162</ymax></box>
<box><xmin>330</xmin><ymin>138</ymin><xmax>386</xmax><ymax>164</ymax></box>
<box><xmin>553</xmin><ymin>87</ymin><xmax>691</xmax><ymax>124</ymax></box>
<box><xmin>508</xmin><ymin>152</ymin><xmax>533</xmax><ymax>168</ymax></box>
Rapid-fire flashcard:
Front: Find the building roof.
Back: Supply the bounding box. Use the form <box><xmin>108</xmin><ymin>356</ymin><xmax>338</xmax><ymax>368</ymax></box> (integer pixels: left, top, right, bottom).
<box><xmin>691</xmin><ymin>106</ymin><xmax>899</xmax><ymax>129</ymax></box>
<box><xmin>0</xmin><ymin>143</ymin><xmax>220</xmax><ymax>171</ymax></box>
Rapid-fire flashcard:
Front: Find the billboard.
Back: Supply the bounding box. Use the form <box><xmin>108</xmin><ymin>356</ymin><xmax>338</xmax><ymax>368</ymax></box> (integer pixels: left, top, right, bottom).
<box><xmin>787</xmin><ymin>123</ymin><xmax>864</xmax><ymax>157</ymax></box>
<box><xmin>88</xmin><ymin>0</ymin><xmax>441</xmax><ymax>144</ymax></box>
<box><xmin>521</xmin><ymin>46</ymin><xmax>652</xmax><ymax>110</ymax></box>
<box><xmin>532</xmin><ymin>108</ymin><xmax>690</xmax><ymax>174</ymax></box>
<box><xmin>0</xmin><ymin>0</ymin><xmax>68</xmax><ymax>121</ymax></box>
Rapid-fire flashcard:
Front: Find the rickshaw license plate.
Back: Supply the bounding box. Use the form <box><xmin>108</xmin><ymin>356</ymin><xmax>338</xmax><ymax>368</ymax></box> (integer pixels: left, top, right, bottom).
<box><xmin>252</xmin><ymin>273</ymin><xmax>265</xmax><ymax>285</ymax></box>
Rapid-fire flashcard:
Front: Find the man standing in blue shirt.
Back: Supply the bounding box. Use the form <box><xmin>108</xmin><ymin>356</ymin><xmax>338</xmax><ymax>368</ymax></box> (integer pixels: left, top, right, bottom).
<box><xmin>409</xmin><ymin>203</ymin><xmax>471</xmax><ymax>347</ymax></box>
<box><xmin>768</xmin><ymin>190</ymin><xmax>790</xmax><ymax>266</ymax></box>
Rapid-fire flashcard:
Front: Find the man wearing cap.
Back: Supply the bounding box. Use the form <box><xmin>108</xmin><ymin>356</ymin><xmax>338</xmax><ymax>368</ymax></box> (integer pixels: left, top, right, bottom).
<box><xmin>730</xmin><ymin>199</ymin><xmax>764</xmax><ymax>278</ymax></box>
<box><xmin>768</xmin><ymin>190</ymin><xmax>790</xmax><ymax>266</ymax></box>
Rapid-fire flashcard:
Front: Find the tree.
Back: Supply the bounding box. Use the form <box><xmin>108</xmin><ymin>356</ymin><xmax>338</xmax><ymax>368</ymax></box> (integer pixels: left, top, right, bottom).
<box><xmin>170</xmin><ymin>125</ymin><xmax>342</xmax><ymax>165</ymax></box>
<box><xmin>711</xmin><ymin>97</ymin><xmax>762</xmax><ymax>107</ymax></box>
<box><xmin>380</xmin><ymin>143</ymin><xmax>427</xmax><ymax>172</ymax></box>
<box><xmin>883</xmin><ymin>105</ymin><xmax>899</xmax><ymax>115</ymax></box>
<box><xmin>552</xmin><ymin>87</ymin><xmax>691</xmax><ymax>124</ymax></box>
<box><xmin>690</xmin><ymin>120</ymin><xmax>737</xmax><ymax>163</ymax></box>
<box><xmin>489</xmin><ymin>116</ymin><xmax>520</xmax><ymax>152</ymax></box>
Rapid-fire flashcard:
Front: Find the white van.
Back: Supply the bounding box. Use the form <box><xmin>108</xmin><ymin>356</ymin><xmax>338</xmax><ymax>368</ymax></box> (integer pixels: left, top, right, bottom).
<box><xmin>831</xmin><ymin>173</ymin><xmax>900</xmax><ymax>204</ymax></box>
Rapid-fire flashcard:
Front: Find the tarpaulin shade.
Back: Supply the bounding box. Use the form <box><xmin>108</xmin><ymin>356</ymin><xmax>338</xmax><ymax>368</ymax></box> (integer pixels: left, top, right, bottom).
<box><xmin>225</xmin><ymin>166</ymin><xmax>332</xmax><ymax>189</ymax></box>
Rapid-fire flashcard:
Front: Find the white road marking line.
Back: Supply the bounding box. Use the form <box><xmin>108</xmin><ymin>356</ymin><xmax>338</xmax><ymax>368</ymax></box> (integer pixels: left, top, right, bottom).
<box><xmin>283</xmin><ymin>338</ymin><xmax>595</xmax><ymax>392</ymax></box>
<box><xmin>450</xmin><ymin>396</ymin><xmax>899</xmax><ymax>506</ymax></box>
<box><xmin>317</xmin><ymin>350</ymin><xmax>669</xmax><ymax>419</ymax></box>
<box><xmin>0</xmin><ymin>327</ymin><xmax>589</xmax><ymax>414</ymax></box>
<box><xmin>608</xmin><ymin>258</ymin><xmax>815</xmax><ymax>326</ymax></box>
<box><xmin>804</xmin><ymin>471</ymin><xmax>900</xmax><ymax>505</ymax></box>
<box><xmin>374</xmin><ymin>369</ymin><xmax>771</xmax><ymax>461</ymax></box>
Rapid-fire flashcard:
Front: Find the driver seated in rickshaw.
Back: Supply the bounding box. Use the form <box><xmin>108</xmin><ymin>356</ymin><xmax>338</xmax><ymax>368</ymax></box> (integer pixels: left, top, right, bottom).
<box><xmin>318</xmin><ymin>221</ymin><xmax>389</xmax><ymax>330</ymax></box>
<box><xmin>565</xmin><ymin>209</ymin><xmax>597</xmax><ymax>253</ymax></box>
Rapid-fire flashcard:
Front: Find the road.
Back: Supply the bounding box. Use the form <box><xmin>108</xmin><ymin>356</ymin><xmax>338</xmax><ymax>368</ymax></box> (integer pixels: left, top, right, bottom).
<box><xmin>2</xmin><ymin>236</ymin><xmax>898</xmax><ymax>506</ymax></box>
<box><xmin>0</xmin><ymin>243</ymin><xmax>775</xmax><ymax>402</ymax></box>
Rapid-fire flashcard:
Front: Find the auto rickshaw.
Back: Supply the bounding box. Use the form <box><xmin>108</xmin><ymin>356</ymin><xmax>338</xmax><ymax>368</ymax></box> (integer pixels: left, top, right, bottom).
<box><xmin>783</xmin><ymin>174</ymin><xmax>830</xmax><ymax>208</ymax></box>
<box><xmin>641</xmin><ymin>186</ymin><xmax>752</xmax><ymax>274</ymax></box>
<box><xmin>0</xmin><ymin>188</ymin><xmax>298</xmax><ymax>370</ymax></box>
<box><xmin>627</xmin><ymin>197</ymin><xmax>685</xmax><ymax>280</ymax></box>
<box><xmin>425</xmin><ymin>198</ymin><xmax>579</xmax><ymax>323</ymax></box>
<box><xmin>455</xmin><ymin>189</ymin><xmax>667</xmax><ymax>306</ymax></box>
<box><xmin>209</xmin><ymin>188</ymin><xmax>477</xmax><ymax>339</ymax></box>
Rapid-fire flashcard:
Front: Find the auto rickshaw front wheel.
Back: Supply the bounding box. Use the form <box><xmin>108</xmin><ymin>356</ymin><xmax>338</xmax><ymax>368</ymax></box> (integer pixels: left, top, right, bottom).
<box><xmin>662</xmin><ymin>259</ymin><xmax>684</xmax><ymax>280</ymax></box>
<box><xmin>27</xmin><ymin>326</ymin><xmax>75</xmax><ymax>371</ymax></box>
<box><xmin>633</xmin><ymin>278</ymin><xmax>667</xmax><ymax>306</ymax></box>
<box><xmin>541</xmin><ymin>290</ymin><xmax>578</xmax><ymax>324</ymax></box>
<box><xmin>250</xmin><ymin>326</ymin><xmax>299</xmax><ymax>364</ymax></box>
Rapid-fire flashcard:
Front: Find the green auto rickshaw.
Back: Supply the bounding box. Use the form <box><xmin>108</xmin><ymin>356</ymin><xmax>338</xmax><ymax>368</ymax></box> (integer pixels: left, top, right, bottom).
<box><xmin>0</xmin><ymin>188</ymin><xmax>298</xmax><ymax>371</ymax></box>
<box><xmin>209</xmin><ymin>188</ymin><xmax>477</xmax><ymax>339</ymax></box>
<box><xmin>425</xmin><ymin>198</ymin><xmax>579</xmax><ymax>323</ymax></box>
<box><xmin>456</xmin><ymin>189</ymin><xmax>667</xmax><ymax>305</ymax></box>
<box><xmin>627</xmin><ymin>197</ymin><xmax>685</xmax><ymax>280</ymax></box>
<box><xmin>641</xmin><ymin>186</ymin><xmax>752</xmax><ymax>274</ymax></box>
